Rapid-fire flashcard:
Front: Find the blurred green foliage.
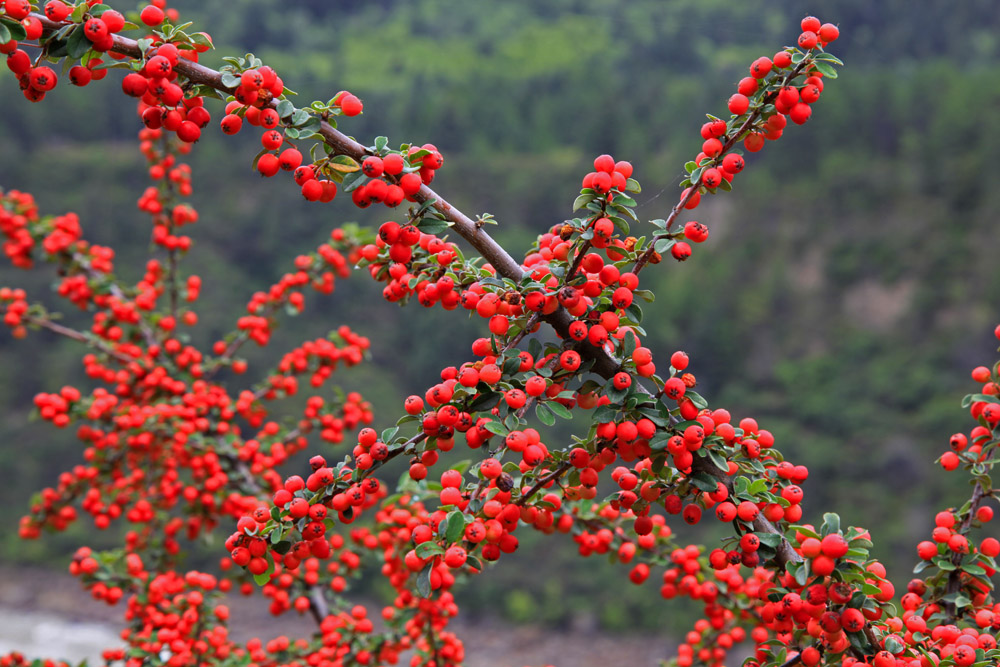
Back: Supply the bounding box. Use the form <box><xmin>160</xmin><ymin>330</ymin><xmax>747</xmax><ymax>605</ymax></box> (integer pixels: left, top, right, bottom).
<box><xmin>1</xmin><ymin>0</ymin><xmax>999</xmax><ymax>634</ymax></box>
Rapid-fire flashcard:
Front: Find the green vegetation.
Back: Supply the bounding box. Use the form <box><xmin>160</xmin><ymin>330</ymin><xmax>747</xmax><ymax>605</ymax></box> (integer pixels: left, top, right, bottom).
<box><xmin>1</xmin><ymin>0</ymin><xmax>998</xmax><ymax>632</ymax></box>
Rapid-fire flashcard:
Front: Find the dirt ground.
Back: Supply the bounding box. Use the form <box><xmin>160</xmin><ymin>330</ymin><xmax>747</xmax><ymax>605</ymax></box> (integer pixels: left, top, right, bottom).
<box><xmin>0</xmin><ymin>566</ymin><xmax>674</xmax><ymax>666</ymax></box>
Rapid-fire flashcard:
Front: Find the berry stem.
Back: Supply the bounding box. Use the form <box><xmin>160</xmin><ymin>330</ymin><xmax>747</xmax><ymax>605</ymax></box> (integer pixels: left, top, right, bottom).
<box><xmin>632</xmin><ymin>57</ymin><xmax>813</xmax><ymax>275</ymax></box>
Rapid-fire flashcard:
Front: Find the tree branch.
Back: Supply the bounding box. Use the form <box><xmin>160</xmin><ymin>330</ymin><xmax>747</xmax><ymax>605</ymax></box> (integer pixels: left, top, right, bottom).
<box><xmin>24</xmin><ymin>313</ymin><xmax>135</xmax><ymax>364</ymax></box>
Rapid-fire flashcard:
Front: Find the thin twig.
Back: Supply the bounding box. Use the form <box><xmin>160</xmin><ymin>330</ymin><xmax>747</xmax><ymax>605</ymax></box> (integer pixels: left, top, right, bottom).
<box><xmin>24</xmin><ymin>314</ymin><xmax>135</xmax><ymax>364</ymax></box>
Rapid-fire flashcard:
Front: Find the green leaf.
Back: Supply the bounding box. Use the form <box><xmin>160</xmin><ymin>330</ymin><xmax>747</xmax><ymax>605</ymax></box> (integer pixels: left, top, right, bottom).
<box><xmin>884</xmin><ymin>636</ymin><xmax>905</xmax><ymax>654</ymax></box>
<box><xmin>860</xmin><ymin>583</ymin><xmax>882</xmax><ymax>596</ymax></box>
<box><xmin>0</xmin><ymin>22</ymin><xmax>11</xmax><ymax>45</ymax></box>
<box><xmin>70</xmin><ymin>3</ymin><xmax>88</xmax><ymax>22</ymax></box>
<box><xmin>416</xmin><ymin>562</ymin><xmax>433</xmax><ymax>598</ymax></box>
<box><xmin>220</xmin><ymin>72</ymin><xmax>241</xmax><ymax>89</ymax></box>
<box><xmin>962</xmin><ymin>563</ymin><xmax>987</xmax><ymax>576</ymax></box>
<box><xmin>649</xmin><ymin>431</ymin><xmax>672</xmax><ymax>451</ymax></box>
<box><xmin>483</xmin><ymin>420</ymin><xmax>509</xmax><ymax>437</ymax></box>
<box><xmin>545</xmin><ymin>401</ymin><xmax>573</xmax><ymax>420</ymax></box>
<box><xmin>821</xmin><ymin>512</ymin><xmax>841</xmax><ymax>537</ymax></box>
<box><xmin>189</xmin><ymin>32</ymin><xmax>214</xmax><ymax>49</ymax></box>
<box><xmin>465</xmin><ymin>554</ymin><xmax>484</xmax><ymax>572</ymax></box>
<box><xmin>275</xmin><ymin>99</ymin><xmax>295</xmax><ymax>118</ymax></box>
<box><xmin>624</xmin><ymin>302</ymin><xmax>643</xmax><ymax>323</ymax></box>
<box><xmin>685</xmin><ymin>391</ymin><xmax>708</xmax><ymax>410</ymax></box>
<box><xmin>810</xmin><ymin>60</ymin><xmax>838</xmax><ymax>78</ymax></box>
<box><xmin>933</xmin><ymin>556</ymin><xmax>956</xmax><ymax>572</ymax></box>
<box><xmin>593</xmin><ymin>404</ymin><xmax>619</xmax><ymax>424</ymax></box>
<box><xmin>609</xmin><ymin>215</ymin><xmax>631</xmax><ymax>235</ymax></box>
<box><xmin>789</xmin><ymin>524</ymin><xmax>820</xmax><ymax>539</ymax></box>
<box><xmin>962</xmin><ymin>393</ymin><xmax>1000</xmax><ymax>408</ymax></box>
<box><xmin>706</xmin><ymin>448</ymin><xmax>728</xmax><ymax>473</ymax></box>
<box><xmin>573</xmin><ymin>193</ymin><xmax>595</xmax><ymax>211</ymax></box>
<box><xmin>535</xmin><ymin>402</ymin><xmax>556</xmax><ymax>427</ymax></box>
<box><xmin>790</xmin><ymin>559</ymin><xmax>810</xmax><ymax>586</ymax></box>
<box><xmin>340</xmin><ymin>170</ymin><xmax>367</xmax><ymax>193</ymax></box>
<box><xmin>756</xmin><ymin>532</ymin><xmax>782</xmax><ymax>548</ymax></box>
<box><xmin>0</xmin><ymin>17</ymin><xmax>26</xmax><ymax>42</ymax></box>
<box><xmin>625</xmin><ymin>178</ymin><xmax>641</xmax><ymax>193</ymax></box>
<box><xmin>813</xmin><ymin>52</ymin><xmax>844</xmax><ymax>65</ymax></box>
<box><xmin>467</xmin><ymin>390</ymin><xmax>500</xmax><ymax>413</ymax></box>
<box><xmin>416</xmin><ymin>218</ymin><xmax>451</xmax><ymax>236</ymax></box>
<box><xmin>653</xmin><ymin>237</ymin><xmax>675</xmax><ymax>255</ymax></box>
<box><xmin>690</xmin><ymin>472</ymin><xmax>719</xmax><ymax>493</ymax></box>
<box><xmin>374</xmin><ymin>136</ymin><xmax>388</xmax><ymax>152</ymax></box>
<box><xmin>415</xmin><ymin>541</ymin><xmax>444</xmax><ymax>559</ymax></box>
<box><xmin>444</xmin><ymin>511</ymin><xmax>466</xmax><ymax>543</ymax></box>
<box><xmin>299</xmin><ymin>116</ymin><xmax>323</xmax><ymax>134</ymax></box>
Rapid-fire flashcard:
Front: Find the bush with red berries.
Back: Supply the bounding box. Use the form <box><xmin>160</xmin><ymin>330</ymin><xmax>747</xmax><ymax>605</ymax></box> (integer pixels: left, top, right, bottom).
<box><xmin>1</xmin><ymin>3</ymin><xmax>997</xmax><ymax>667</ymax></box>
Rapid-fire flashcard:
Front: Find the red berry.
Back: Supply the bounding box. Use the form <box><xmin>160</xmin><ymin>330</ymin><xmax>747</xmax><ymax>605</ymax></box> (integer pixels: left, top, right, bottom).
<box><xmin>68</xmin><ymin>66</ymin><xmax>92</xmax><ymax>87</ymax></box>
<box><xmin>722</xmin><ymin>153</ymin><xmax>744</xmax><ymax>174</ymax></box>
<box><xmin>820</xmin><ymin>533</ymin><xmax>848</xmax><ymax>558</ymax></box>
<box><xmin>591</xmin><ymin>171</ymin><xmax>612</xmax><ymax>194</ymax></box>
<box><xmin>140</xmin><ymin>5</ymin><xmax>165</xmax><ymax>26</ymax></box>
<box><xmin>177</xmin><ymin>121</ymin><xmax>201</xmax><ymax>144</ymax></box>
<box><xmin>29</xmin><ymin>66</ymin><xmax>58</xmax><ymax>92</ymax></box>
<box><xmin>279</xmin><ymin>148</ymin><xmax>303</xmax><ymax>171</ymax></box>
<box><xmin>702</xmin><ymin>138</ymin><xmax>723</xmax><ymax>158</ymax></box>
<box><xmin>261</xmin><ymin>130</ymin><xmax>284</xmax><ymax>150</ymax></box>
<box><xmin>737</xmin><ymin>77</ymin><xmax>758</xmax><ymax>96</ymax></box>
<box><xmin>257</xmin><ymin>153</ymin><xmax>280</xmax><ymax>177</ymax></box>
<box><xmin>750</xmin><ymin>57</ymin><xmax>772</xmax><ymax>78</ymax></box>
<box><xmin>100</xmin><ymin>9</ymin><xmax>125</xmax><ymax>33</ymax></box>
<box><xmin>83</xmin><ymin>17</ymin><xmax>109</xmax><ymax>42</ymax></box>
<box><xmin>44</xmin><ymin>0</ymin><xmax>71</xmax><ymax>22</ymax></box>
<box><xmin>612</xmin><ymin>372</ymin><xmax>631</xmax><ymax>391</ymax></box>
<box><xmin>3</xmin><ymin>0</ymin><xmax>31</xmax><ymax>20</ymax></box>
<box><xmin>789</xmin><ymin>103</ymin><xmax>812</xmax><ymax>125</ymax></box>
<box><xmin>220</xmin><ymin>114</ymin><xmax>243</xmax><ymax>135</ymax></box>
<box><xmin>399</xmin><ymin>172</ymin><xmax>422</xmax><ymax>196</ymax></box>
<box><xmin>362</xmin><ymin>156</ymin><xmax>384</xmax><ymax>178</ymax></box>
<box><xmin>121</xmin><ymin>72</ymin><xmax>148</xmax><ymax>97</ymax></box>
<box><xmin>728</xmin><ymin>93</ymin><xmax>750</xmax><ymax>115</ymax></box>
<box><xmin>593</xmin><ymin>154</ymin><xmax>615</xmax><ymax>173</ymax></box>
<box><xmin>797</xmin><ymin>31</ymin><xmax>819</xmax><ymax>50</ymax></box>
<box><xmin>701</xmin><ymin>168</ymin><xmax>722</xmax><ymax>189</ymax></box>
<box><xmin>339</xmin><ymin>94</ymin><xmax>363</xmax><ymax>116</ymax></box>
<box><xmin>383</xmin><ymin>153</ymin><xmax>405</xmax><ymax>175</ymax></box>
<box><xmin>800</xmin><ymin>16</ymin><xmax>821</xmax><ymax>33</ymax></box>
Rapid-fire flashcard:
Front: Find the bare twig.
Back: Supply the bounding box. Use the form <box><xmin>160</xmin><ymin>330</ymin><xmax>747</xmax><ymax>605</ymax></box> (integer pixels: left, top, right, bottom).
<box><xmin>24</xmin><ymin>313</ymin><xmax>135</xmax><ymax>364</ymax></box>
